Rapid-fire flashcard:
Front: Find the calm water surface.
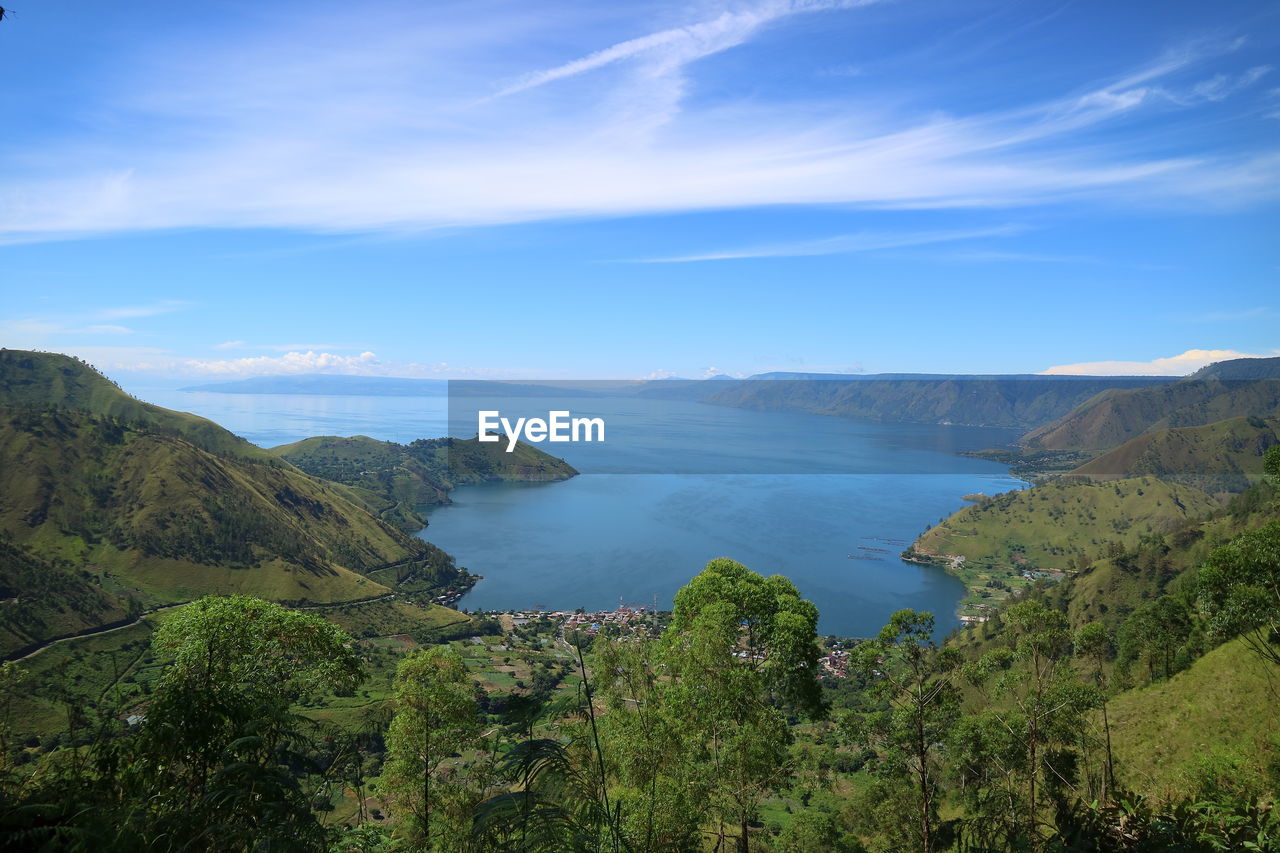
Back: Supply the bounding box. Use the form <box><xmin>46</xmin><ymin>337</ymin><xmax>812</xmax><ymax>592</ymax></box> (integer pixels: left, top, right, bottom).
<box><xmin>130</xmin><ymin>384</ymin><xmax>1023</xmax><ymax>636</ymax></box>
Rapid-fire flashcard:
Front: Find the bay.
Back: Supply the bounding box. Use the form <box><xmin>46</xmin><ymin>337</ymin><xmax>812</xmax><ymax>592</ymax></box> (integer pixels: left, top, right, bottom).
<box><xmin>126</xmin><ymin>383</ymin><xmax>1024</xmax><ymax>636</ymax></box>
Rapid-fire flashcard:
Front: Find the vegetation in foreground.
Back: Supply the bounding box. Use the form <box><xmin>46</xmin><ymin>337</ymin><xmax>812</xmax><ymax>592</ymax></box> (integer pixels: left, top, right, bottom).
<box><xmin>2</xmin><ymin>484</ymin><xmax>1278</xmax><ymax>852</ymax></box>
<box><xmin>2</xmin><ymin>351</ymin><xmax>1279</xmax><ymax>851</ymax></box>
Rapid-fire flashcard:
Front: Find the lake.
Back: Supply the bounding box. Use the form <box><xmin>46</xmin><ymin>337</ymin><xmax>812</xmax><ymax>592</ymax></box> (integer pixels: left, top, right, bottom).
<box><xmin>127</xmin><ymin>383</ymin><xmax>1024</xmax><ymax>636</ymax></box>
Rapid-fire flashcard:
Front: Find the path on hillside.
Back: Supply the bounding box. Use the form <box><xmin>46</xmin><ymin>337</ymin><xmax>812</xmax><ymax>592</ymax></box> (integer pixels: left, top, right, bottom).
<box><xmin>7</xmin><ymin>591</ymin><xmax>407</xmax><ymax>663</ymax></box>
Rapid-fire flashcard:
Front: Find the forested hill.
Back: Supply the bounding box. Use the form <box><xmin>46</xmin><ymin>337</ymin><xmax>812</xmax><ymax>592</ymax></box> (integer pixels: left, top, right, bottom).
<box><xmin>270</xmin><ymin>434</ymin><xmax>578</xmax><ymax>514</ymax></box>
<box><xmin>701</xmin><ymin>374</ymin><xmax>1174</xmax><ymax>429</ymax></box>
<box><xmin>0</xmin><ymin>349</ymin><xmax>282</xmax><ymax>465</ymax></box>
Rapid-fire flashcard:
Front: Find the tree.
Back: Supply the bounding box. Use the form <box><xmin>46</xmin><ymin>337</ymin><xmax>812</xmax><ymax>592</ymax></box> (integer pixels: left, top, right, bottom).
<box><xmin>382</xmin><ymin>646</ymin><xmax>482</xmax><ymax>848</ymax></box>
<box><xmin>852</xmin><ymin>609</ymin><xmax>960</xmax><ymax>853</ymax></box>
<box><xmin>1199</xmin><ymin>521</ymin><xmax>1280</xmax><ymax>668</ymax></box>
<box><xmin>962</xmin><ymin>600</ymin><xmax>1099</xmax><ymax>850</ymax></box>
<box><xmin>114</xmin><ymin>595</ymin><xmax>364</xmax><ymax>851</ymax></box>
<box><xmin>596</xmin><ymin>635</ymin><xmax>708</xmax><ymax>852</ymax></box>
<box><xmin>1264</xmin><ymin>444</ymin><xmax>1280</xmax><ymax>482</ymax></box>
<box><xmin>773</xmin><ymin>809</ymin><xmax>854</xmax><ymax>853</ymax></box>
<box><xmin>1074</xmin><ymin>622</ymin><xmax>1116</xmax><ymax>802</ymax></box>
<box><xmin>661</xmin><ymin>558</ymin><xmax>828</xmax><ymax>852</ymax></box>
<box><xmin>1116</xmin><ymin>596</ymin><xmax>1194</xmax><ymax>682</ymax></box>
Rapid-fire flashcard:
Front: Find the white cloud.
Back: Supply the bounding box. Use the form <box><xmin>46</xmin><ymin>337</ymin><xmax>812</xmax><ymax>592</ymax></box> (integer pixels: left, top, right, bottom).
<box><xmin>1039</xmin><ymin>348</ymin><xmax>1276</xmax><ymax>376</ymax></box>
<box><xmin>179</xmin><ymin>350</ymin><xmax>520</xmax><ymax>378</ymax></box>
<box><xmin>635</xmin><ymin>225</ymin><xmax>1025</xmax><ymax>262</ymax></box>
<box><xmin>0</xmin><ymin>4</ymin><xmax>1275</xmax><ymax>242</ymax></box>
<box><xmin>185</xmin><ymin>350</ymin><xmax>386</xmax><ymax>376</ymax></box>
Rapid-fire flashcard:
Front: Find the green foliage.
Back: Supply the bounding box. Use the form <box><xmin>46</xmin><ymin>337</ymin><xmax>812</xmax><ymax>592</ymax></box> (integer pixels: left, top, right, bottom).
<box><xmin>84</xmin><ymin>597</ymin><xmax>363</xmax><ymax>852</ymax></box>
<box><xmin>774</xmin><ymin>808</ymin><xmax>862</xmax><ymax>852</ymax></box>
<box><xmin>381</xmin><ymin>646</ymin><xmax>482</xmax><ymax>848</ymax></box>
<box><xmin>851</xmin><ymin>610</ymin><xmax>961</xmax><ymax>853</ymax></box>
<box><xmin>0</xmin><ymin>535</ymin><xmax>133</xmax><ymax>656</ymax></box>
<box><xmin>668</xmin><ymin>557</ymin><xmax>827</xmax><ymax>719</ymax></box>
<box><xmin>1116</xmin><ymin>596</ymin><xmax>1199</xmax><ymax>684</ymax></box>
<box><xmin>961</xmin><ymin>601</ymin><xmax>1101</xmax><ymax>849</ymax></box>
<box><xmin>1265</xmin><ymin>444</ymin><xmax>1280</xmax><ymax>481</ymax></box>
<box><xmin>1198</xmin><ymin>521</ymin><xmax>1280</xmax><ymax>668</ymax></box>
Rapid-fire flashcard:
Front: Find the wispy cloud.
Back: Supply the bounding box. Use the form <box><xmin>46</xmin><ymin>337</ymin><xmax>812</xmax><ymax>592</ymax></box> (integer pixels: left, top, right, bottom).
<box><xmin>1040</xmin><ymin>348</ymin><xmax>1277</xmax><ymax>376</ymax></box>
<box><xmin>0</xmin><ymin>3</ymin><xmax>1276</xmax><ymax>242</ymax></box>
<box><xmin>213</xmin><ymin>340</ymin><xmax>351</xmax><ymax>351</ymax></box>
<box><xmin>492</xmin><ymin>0</ymin><xmax>876</xmax><ymax>98</ymax></box>
<box><xmin>1</xmin><ymin>318</ymin><xmax>138</xmax><ymax>337</ymax></box>
<box><xmin>940</xmin><ymin>250</ymin><xmax>1100</xmax><ymax>264</ymax></box>
<box><xmin>1188</xmin><ymin>306</ymin><xmax>1273</xmax><ymax>322</ymax></box>
<box><xmin>96</xmin><ymin>300</ymin><xmax>191</xmax><ymax>320</ymax></box>
<box><xmin>634</xmin><ymin>225</ymin><xmax>1025</xmax><ymax>262</ymax></box>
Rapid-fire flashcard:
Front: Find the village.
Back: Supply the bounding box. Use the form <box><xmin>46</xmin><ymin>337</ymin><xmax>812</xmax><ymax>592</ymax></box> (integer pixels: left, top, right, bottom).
<box><xmin>462</xmin><ymin>603</ymin><xmax>855</xmax><ymax>679</ymax></box>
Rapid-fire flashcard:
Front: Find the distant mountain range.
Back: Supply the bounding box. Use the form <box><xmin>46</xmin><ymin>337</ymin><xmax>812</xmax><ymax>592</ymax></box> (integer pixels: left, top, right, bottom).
<box><xmin>701</xmin><ymin>375</ymin><xmax>1180</xmax><ymax>430</ymax></box>
<box><xmin>182</xmin><ymin>374</ymin><xmax>449</xmax><ymax>396</ymax></box>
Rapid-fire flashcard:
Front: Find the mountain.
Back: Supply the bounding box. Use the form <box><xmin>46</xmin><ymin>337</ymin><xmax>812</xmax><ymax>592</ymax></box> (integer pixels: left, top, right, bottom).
<box><xmin>1</xmin><ymin>349</ymin><xmax>281</xmax><ymax>464</ymax></box>
<box><xmin>1189</xmin><ymin>355</ymin><xmax>1280</xmax><ymax>381</ymax></box>
<box><xmin>1022</xmin><ymin>362</ymin><xmax>1280</xmax><ymax>451</ymax></box>
<box><xmin>269</xmin><ymin>434</ymin><xmax>578</xmax><ymax>513</ymax></box>
<box><xmin>181</xmin><ymin>374</ymin><xmax>449</xmax><ymax>396</ymax></box>
<box><xmin>1069</xmin><ymin>416</ymin><xmax>1280</xmax><ymax>494</ymax></box>
<box><xmin>0</xmin><ymin>408</ymin><xmax>457</xmax><ymax>606</ymax></box>
<box><xmin>0</xmin><ymin>354</ymin><xmax>466</xmax><ymax>654</ymax></box>
<box><xmin>702</xmin><ymin>375</ymin><xmax>1175</xmax><ymax>429</ymax></box>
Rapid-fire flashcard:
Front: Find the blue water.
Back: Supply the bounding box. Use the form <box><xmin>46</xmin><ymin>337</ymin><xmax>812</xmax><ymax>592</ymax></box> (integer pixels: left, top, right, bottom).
<box><xmin>128</xmin><ymin>384</ymin><xmax>1024</xmax><ymax>637</ymax></box>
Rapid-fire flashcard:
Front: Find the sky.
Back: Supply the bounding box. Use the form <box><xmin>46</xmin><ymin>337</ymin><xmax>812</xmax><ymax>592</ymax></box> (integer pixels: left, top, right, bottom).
<box><xmin>1</xmin><ymin>0</ymin><xmax>1277</xmax><ymax>381</ymax></box>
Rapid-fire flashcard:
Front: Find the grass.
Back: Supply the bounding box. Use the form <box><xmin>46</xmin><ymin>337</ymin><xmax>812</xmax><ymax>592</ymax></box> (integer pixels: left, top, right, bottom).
<box><xmin>909</xmin><ymin>477</ymin><xmax>1219</xmax><ymax>613</ymax></box>
<box><xmin>1106</xmin><ymin>637</ymin><xmax>1280</xmax><ymax>800</ymax></box>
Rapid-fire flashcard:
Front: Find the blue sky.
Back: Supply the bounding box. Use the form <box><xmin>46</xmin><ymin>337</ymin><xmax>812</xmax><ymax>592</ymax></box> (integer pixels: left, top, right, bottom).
<box><xmin>1</xmin><ymin>0</ymin><xmax>1277</xmax><ymax>380</ymax></box>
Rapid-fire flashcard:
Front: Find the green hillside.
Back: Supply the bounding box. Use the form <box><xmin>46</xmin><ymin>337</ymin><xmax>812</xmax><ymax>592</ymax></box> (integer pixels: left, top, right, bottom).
<box><xmin>0</xmin><ymin>349</ymin><xmax>282</xmax><ymax>465</ymax></box>
<box><xmin>1022</xmin><ymin>362</ymin><xmax>1280</xmax><ymax>452</ymax></box>
<box><xmin>1070</xmin><ymin>415</ymin><xmax>1280</xmax><ymax>493</ymax></box>
<box><xmin>1107</xmin><ymin>636</ymin><xmax>1280</xmax><ymax>799</ymax></box>
<box><xmin>906</xmin><ymin>477</ymin><xmax>1218</xmax><ymax>612</ymax></box>
<box><xmin>0</xmin><ymin>536</ymin><xmax>135</xmax><ymax>657</ymax></box>
<box><xmin>0</xmin><ymin>409</ymin><xmax>458</xmax><ymax>634</ymax></box>
<box><xmin>270</xmin><ymin>433</ymin><xmax>578</xmax><ymax>519</ymax></box>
